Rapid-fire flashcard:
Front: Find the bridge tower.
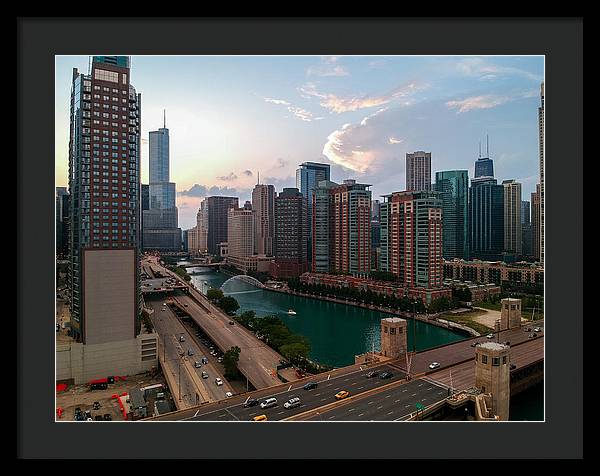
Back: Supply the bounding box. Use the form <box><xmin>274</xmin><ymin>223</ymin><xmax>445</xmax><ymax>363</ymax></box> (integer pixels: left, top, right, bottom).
<box><xmin>475</xmin><ymin>342</ymin><xmax>511</xmax><ymax>421</ymax></box>
<box><xmin>500</xmin><ymin>297</ymin><xmax>522</xmax><ymax>330</ymax></box>
<box><xmin>380</xmin><ymin>317</ymin><xmax>408</xmax><ymax>359</ymax></box>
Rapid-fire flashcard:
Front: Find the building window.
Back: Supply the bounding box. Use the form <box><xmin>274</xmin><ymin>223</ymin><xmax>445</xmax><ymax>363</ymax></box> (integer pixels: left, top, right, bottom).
<box><xmin>94</xmin><ymin>68</ymin><xmax>119</xmax><ymax>83</ymax></box>
<box><xmin>481</xmin><ymin>355</ymin><xmax>488</xmax><ymax>364</ymax></box>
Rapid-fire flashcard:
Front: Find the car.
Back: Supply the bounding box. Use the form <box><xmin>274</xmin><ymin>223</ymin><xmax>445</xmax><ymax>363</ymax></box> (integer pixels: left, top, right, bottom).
<box><xmin>503</xmin><ymin>341</ymin><xmax>511</xmax><ymax>346</ymax></box>
<box><xmin>243</xmin><ymin>398</ymin><xmax>259</xmax><ymax>408</ymax></box>
<box><xmin>365</xmin><ymin>370</ymin><xmax>379</xmax><ymax>378</ymax></box>
<box><xmin>252</xmin><ymin>414</ymin><xmax>268</xmax><ymax>421</ymax></box>
<box><xmin>194</xmin><ymin>361</ymin><xmax>202</xmax><ymax>368</ymax></box>
<box><xmin>533</xmin><ymin>327</ymin><xmax>542</xmax><ymax>332</ymax></box>
<box><xmin>284</xmin><ymin>397</ymin><xmax>301</xmax><ymax>409</ymax></box>
<box><xmin>470</xmin><ymin>342</ymin><xmax>480</xmax><ymax>347</ymax></box>
<box><xmin>179</xmin><ymin>335</ymin><xmax>185</xmax><ymax>342</ymax></box>
<box><xmin>103</xmin><ymin>414</ymin><xmax>112</xmax><ymax>421</ymax></box>
<box><xmin>161</xmin><ymin>308</ymin><xmax>166</xmax><ymax>312</ymax></box>
<box><xmin>260</xmin><ymin>397</ymin><xmax>278</xmax><ymax>409</ymax></box>
<box><xmin>215</xmin><ymin>378</ymin><xmax>223</xmax><ymax>386</ymax></box>
<box><xmin>225</xmin><ymin>392</ymin><xmax>233</xmax><ymax>398</ymax></box>
<box><xmin>184</xmin><ymin>304</ymin><xmax>189</xmax><ymax>307</ymax></box>
<box><xmin>510</xmin><ymin>364</ymin><xmax>517</xmax><ymax>370</ymax></box>
<box><xmin>217</xmin><ymin>357</ymin><xmax>223</xmax><ymax>363</ymax></box>
<box><xmin>529</xmin><ymin>333</ymin><xmax>538</xmax><ymax>338</ymax></box>
<box><xmin>486</xmin><ymin>333</ymin><xmax>494</xmax><ymax>339</ymax></box>
<box><xmin>86</xmin><ymin>417</ymin><xmax>93</xmax><ymax>421</ymax></box>
<box><xmin>303</xmin><ymin>382</ymin><xmax>318</xmax><ymax>391</ymax></box>
<box><xmin>92</xmin><ymin>401</ymin><xmax>100</xmax><ymax>410</ymax></box>
<box><xmin>335</xmin><ymin>390</ymin><xmax>350</xmax><ymax>400</ymax></box>
<box><xmin>379</xmin><ymin>372</ymin><xmax>393</xmax><ymax>379</ymax></box>
<box><xmin>201</xmin><ymin>371</ymin><xmax>209</xmax><ymax>379</ymax></box>
<box><xmin>202</xmin><ymin>357</ymin><xmax>209</xmax><ymax>365</ymax></box>
<box><xmin>524</xmin><ymin>327</ymin><xmax>532</xmax><ymax>332</ymax></box>
<box><xmin>187</xmin><ymin>349</ymin><xmax>194</xmax><ymax>356</ymax></box>
<box><xmin>228</xmin><ymin>320</ymin><xmax>235</xmax><ymax>325</ymax></box>
<box><xmin>429</xmin><ymin>362</ymin><xmax>441</xmax><ymax>370</ymax></box>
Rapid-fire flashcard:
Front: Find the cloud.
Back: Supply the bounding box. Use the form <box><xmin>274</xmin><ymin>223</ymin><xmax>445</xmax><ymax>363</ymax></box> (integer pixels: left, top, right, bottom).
<box><xmin>455</xmin><ymin>57</ymin><xmax>542</xmax><ymax>82</ymax></box>
<box><xmin>178</xmin><ymin>183</ymin><xmax>248</xmax><ymax>198</ymax></box>
<box><xmin>242</xmin><ymin>170</ymin><xmax>253</xmax><ymax>176</ymax></box>
<box><xmin>299</xmin><ymin>81</ymin><xmax>426</xmax><ymax>114</ymax></box>
<box><xmin>263</xmin><ymin>95</ymin><xmax>318</xmax><ymax>122</ymax></box>
<box><xmin>388</xmin><ymin>137</ymin><xmax>403</xmax><ymax>145</ymax></box>
<box><xmin>264</xmin><ymin>97</ymin><xmax>291</xmax><ymax>105</ymax></box>
<box><xmin>446</xmin><ymin>90</ymin><xmax>537</xmax><ymax>114</ymax></box>
<box><xmin>307</xmin><ymin>56</ymin><xmax>349</xmax><ymax>77</ymax></box>
<box><xmin>217</xmin><ymin>172</ymin><xmax>238</xmax><ymax>181</ymax></box>
<box><xmin>275</xmin><ymin>157</ymin><xmax>288</xmax><ymax>168</ymax></box>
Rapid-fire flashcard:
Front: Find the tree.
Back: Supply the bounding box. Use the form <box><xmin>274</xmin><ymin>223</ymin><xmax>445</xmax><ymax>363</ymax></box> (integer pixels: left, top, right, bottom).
<box><xmin>280</xmin><ymin>341</ymin><xmax>311</xmax><ymax>366</ymax></box>
<box><xmin>222</xmin><ymin>346</ymin><xmax>241</xmax><ymax>379</ymax></box>
<box><xmin>219</xmin><ymin>296</ymin><xmax>240</xmax><ymax>315</ymax></box>
<box><xmin>207</xmin><ymin>288</ymin><xmax>224</xmax><ymax>303</ymax></box>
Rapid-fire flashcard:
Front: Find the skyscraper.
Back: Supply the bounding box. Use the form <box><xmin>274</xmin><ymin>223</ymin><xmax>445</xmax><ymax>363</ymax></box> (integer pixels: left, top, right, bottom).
<box><xmin>539</xmin><ymin>82</ymin><xmax>545</xmax><ymax>265</ymax></box>
<box><xmin>474</xmin><ymin>136</ymin><xmax>494</xmax><ymax>178</ymax></box>
<box><xmin>521</xmin><ymin>200</ymin><xmax>532</xmax><ymax>259</ymax></box>
<box><xmin>312</xmin><ymin>179</ymin><xmax>371</xmax><ymax>274</ymax></box>
<box><xmin>469</xmin><ymin>177</ymin><xmax>504</xmax><ymax>262</ymax></box>
<box><xmin>142</xmin><ymin>113</ymin><xmax>181</xmax><ymax>251</ymax></box>
<box><xmin>252</xmin><ymin>182</ymin><xmax>275</xmax><ymax>256</ymax></box>
<box><xmin>434</xmin><ymin>170</ymin><xmax>469</xmax><ymax>259</ymax></box>
<box><xmin>67</xmin><ymin>56</ymin><xmax>142</xmax><ymax>344</ymax></box>
<box><xmin>531</xmin><ymin>185</ymin><xmax>541</xmax><ymax>261</ymax></box>
<box><xmin>379</xmin><ymin>191</ymin><xmax>443</xmax><ymax>289</ymax></box>
<box><xmin>197</xmin><ymin>200</ymin><xmax>208</xmax><ymax>254</ymax></box>
<box><xmin>405</xmin><ymin>151</ymin><xmax>431</xmax><ymax>191</ymax></box>
<box><xmin>206</xmin><ymin>196</ymin><xmax>239</xmax><ymax>255</ymax></box>
<box><xmin>272</xmin><ymin>187</ymin><xmax>307</xmax><ymax>278</ymax></box>
<box><xmin>503</xmin><ymin>179</ymin><xmax>522</xmax><ymax>260</ymax></box>
<box><xmin>56</xmin><ymin>187</ymin><xmax>69</xmax><ymax>259</ymax></box>
<box><xmin>296</xmin><ymin>161</ymin><xmax>330</xmax><ymax>264</ymax></box>
<box><xmin>227</xmin><ymin>207</ymin><xmax>255</xmax><ymax>267</ymax></box>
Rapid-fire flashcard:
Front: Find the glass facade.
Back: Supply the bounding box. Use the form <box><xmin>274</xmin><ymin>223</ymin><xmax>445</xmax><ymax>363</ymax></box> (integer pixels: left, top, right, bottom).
<box><xmin>469</xmin><ymin>177</ymin><xmax>504</xmax><ymax>261</ymax></box>
<box><xmin>434</xmin><ymin>170</ymin><xmax>469</xmax><ymax>260</ymax></box>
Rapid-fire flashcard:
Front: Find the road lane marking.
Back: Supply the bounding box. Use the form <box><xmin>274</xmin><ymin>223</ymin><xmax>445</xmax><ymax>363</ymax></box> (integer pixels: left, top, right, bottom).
<box><xmin>387</xmin><ymin>411</ymin><xmax>393</xmax><ymax>416</ymax></box>
<box><xmin>358</xmin><ymin>413</ymin><xmax>364</xmax><ymax>417</ymax></box>
<box><xmin>328</xmin><ymin>416</ymin><xmax>336</xmax><ymax>420</ymax></box>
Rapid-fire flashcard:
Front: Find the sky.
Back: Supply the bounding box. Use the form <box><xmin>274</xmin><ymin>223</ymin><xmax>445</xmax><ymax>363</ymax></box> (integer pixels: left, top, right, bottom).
<box><xmin>55</xmin><ymin>55</ymin><xmax>544</xmax><ymax>230</ymax></box>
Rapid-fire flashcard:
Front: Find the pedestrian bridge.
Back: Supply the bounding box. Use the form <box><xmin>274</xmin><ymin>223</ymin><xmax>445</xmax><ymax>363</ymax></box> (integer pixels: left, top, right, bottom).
<box><xmin>220</xmin><ymin>275</ymin><xmax>265</xmax><ymax>290</ymax></box>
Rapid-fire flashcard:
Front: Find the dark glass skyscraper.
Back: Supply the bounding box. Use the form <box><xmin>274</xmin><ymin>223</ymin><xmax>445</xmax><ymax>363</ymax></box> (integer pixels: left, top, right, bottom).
<box><xmin>434</xmin><ymin>170</ymin><xmax>469</xmax><ymax>260</ymax></box>
<box><xmin>206</xmin><ymin>196</ymin><xmax>239</xmax><ymax>255</ymax></box>
<box><xmin>468</xmin><ymin>177</ymin><xmax>504</xmax><ymax>262</ymax></box>
<box><xmin>272</xmin><ymin>187</ymin><xmax>307</xmax><ymax>278</ymax></box>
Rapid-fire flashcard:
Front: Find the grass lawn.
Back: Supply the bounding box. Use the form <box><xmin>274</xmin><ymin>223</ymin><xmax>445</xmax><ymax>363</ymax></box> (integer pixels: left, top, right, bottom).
<box><xmin>439</xmin><ymin>309</ymin><xmax>495</xmax><ymax>335</ymax></box>
<box><xmin>477</xmin><ymin>301</ymin><xmax>544</xmax><ymax>320</ymax></box>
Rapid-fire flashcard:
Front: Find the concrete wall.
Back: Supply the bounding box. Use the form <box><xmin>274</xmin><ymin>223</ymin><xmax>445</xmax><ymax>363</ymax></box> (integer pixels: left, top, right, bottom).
<box><xmin>57</xmin><ymin>333</ymin><xmax>158</xmax><ymax>384</ymax></box>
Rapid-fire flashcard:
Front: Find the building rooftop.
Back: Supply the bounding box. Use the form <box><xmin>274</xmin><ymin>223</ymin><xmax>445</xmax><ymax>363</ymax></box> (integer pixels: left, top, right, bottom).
<box><xmin>478</xmin><ymin>342</ymin><xmax>509</xmax><ymax>352</ymax></box>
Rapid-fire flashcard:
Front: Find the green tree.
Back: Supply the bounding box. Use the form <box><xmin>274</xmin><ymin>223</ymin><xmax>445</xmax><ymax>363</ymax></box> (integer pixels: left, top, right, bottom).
<box><xmin>222</xmin><ymin>346</ymin><xmax>241</xmax><ymax>379</ymax></box>
<box><xmin>280</xmin><ymin>341</ymin><xmax>311</xmax><ymax>366</ymax></box>
<box><xmin>207</xmin><ymin>288</ymin><xmax>224</xmax><ymax>303</ymax></box>
<box><xmin>219</xmin><ymin>296</ymin><xmax>240</xmax><ymax>315</ymax></box>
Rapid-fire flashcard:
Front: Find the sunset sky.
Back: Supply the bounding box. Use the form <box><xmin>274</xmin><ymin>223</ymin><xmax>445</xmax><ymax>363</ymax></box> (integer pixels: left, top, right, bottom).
<box><xmin>55</xmin><ymin>55</ymin><xmax>544</xmax><ymax>230</ymax></box>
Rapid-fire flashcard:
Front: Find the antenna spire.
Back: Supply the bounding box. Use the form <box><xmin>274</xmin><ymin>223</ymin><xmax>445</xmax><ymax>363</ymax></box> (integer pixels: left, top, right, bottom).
<box><xmin>163</xmin><ymin>109</ymin><xmax>166</xmax><ymax>129</ymax></box>
<box><xmin>486</xmin><ymin>134</ymin><xmax>489</xmax><ymax>157</ymax></box>
<box><xmin>257</xmin><ymin>171</ymin><xmax>260</xmax><ymax>185</ymax></box>
<box><xmin>479</xmin><ymin>141</ymin><xmax>481</xmax><ymax>159</ymax></box>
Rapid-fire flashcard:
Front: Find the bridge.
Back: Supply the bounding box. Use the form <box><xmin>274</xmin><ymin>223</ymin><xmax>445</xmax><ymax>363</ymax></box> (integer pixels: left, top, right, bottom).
<box><xmin>179</xmin><ymin>262</ymin><xmax>222</xmax><ymax>269</ymax></box>
<box><xmin>221</xmin><ymin>275</ymin><xmax>266</xmax><ymax>290</ymax></box>
<box><xmin>145</xmin><ymin>319</ymin><xmax>543</xmax><ymax>421</ymax></box>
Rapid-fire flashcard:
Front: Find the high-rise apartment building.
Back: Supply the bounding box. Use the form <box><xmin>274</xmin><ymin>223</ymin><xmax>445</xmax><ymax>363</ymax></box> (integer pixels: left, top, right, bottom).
<box><xmin>531</xmin><ymin>185</ymin><xmax>541</xmax><ymax>261</ymax></box>
<box><xmin>142</xmin><ymin>113</ymin><xmax>181</xmax><ymax>252</ymax></box>
<box><xmin>539</xmin><ymin>82</ymin><xmax>545</xmax><ymax>265</ymax></box>
<box><xmin>469</xmin><ymin>177</ymin><xmax>504</xmax><ymax>262</ymax></box>
<box><xmin>252</xmin><ymin>183</ymin><xmax>275</xmax><ymax>256</ymax></box>
<box><xmin>67</xmin><ymin>56</ymin><xmax>142</xmax><ymax>344</ymax></box>
<box><xmin>296</xmin><ymin>161</ymin><xmax>331</xmax><ymax>264</ymax></box>
<box><xmin>405</xmin><ymin>151</ymin><xmax>431</xmax><ymax>192</ymax></box>
<box><xmin>197</xmin><ymin>200</ymin><xmax>208</xmax><ymax>254</ymax></box>
<box><xmin>206</xmin><ymin>196</ymin><xmax>239</xmax><ymax>255</ymax></box>
<box><xmin>272</xmin><ymin>187</ymin><xmax>308</xmax><ymax>278</ymax></box>
<box><xmin>521</xmin><ymin>200</ymin><xmax>532</xmax><ymax>259</ymax></box>
<box><xmin>56</xmin><ymin>187</ymin><xmax>70</xmax><ymax>259</ymax></box>
<box><xmin>502</xmin><ymin>179</ymin><xmax>522</xmax><ymax>260</ymax></box>
<box><xmin>379</xmin><ymin>191</ymin><xmax>443</xmax><ymax>289</ymax></box>
<box><xmin>312</xmin><ymin>179</ymin><xmax>371</xmax><ymax>274</ymax></box>
<box><xmin>434</xmin><ymin>170</ymin><xmax>469</xmax><ymax>260</ymax></box>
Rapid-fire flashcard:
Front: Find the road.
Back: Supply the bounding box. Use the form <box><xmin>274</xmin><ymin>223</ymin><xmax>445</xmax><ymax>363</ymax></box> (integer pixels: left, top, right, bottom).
<box><xmin>148</xmin><ymin>298</ymin><xmax>233</xmax><ymax>405</ymax></box>
<box><xmin>153</xmin><ymin>363</ymin><xmax>403</xmax><ymax>421</ymax></box>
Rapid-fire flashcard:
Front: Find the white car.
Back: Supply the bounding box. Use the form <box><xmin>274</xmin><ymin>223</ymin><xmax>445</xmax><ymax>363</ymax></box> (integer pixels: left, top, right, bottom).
<box><xmin>284</xmin><ymin>397</ymin><xmax>301</xmax><ymax>409</ymax></box>
<box><xmin>215</xmin><ymin>378</ymin><xmax>223</xmax><ymax>386</ymax></box>
<box><xmin>260</xmin><ymin>397</ymin><xmax>277</xmax><ymax>409</ymax></box>
<box><xmin>429</xmin><ymin>362</ymin><xmax>441</xmax><ymax>370</ymax></box>
<box><xmin>225</xmin><ymin>392</ymin><xmax>233</xmax><ymax>398</ymax></box>
<box><xmin>486</xmin><ymin>333</ymin><xmax>494</xmax><ymax>339</ymax></box>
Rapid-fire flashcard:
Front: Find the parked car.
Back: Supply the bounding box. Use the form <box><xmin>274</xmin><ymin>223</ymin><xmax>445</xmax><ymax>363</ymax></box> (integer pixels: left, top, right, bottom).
<box><xmin>284</xmin><ymin>397</ymin><xmax>301</xmax><ymax>409</ymax></box>
<box><xmin>225</xmin><ymin>392</ymin><xmax>233</xmax><ymax>398</ymax></box>
<box><xmin>260</xmin><ymin>397</ymin><xmax>278</xmax><ymax>409</ymax></box>
<box><xmin>194</xmin><ymin>361</ymin><xmax>202</xmax><ymax>368</ymax></box>
<box><xmin>202</xmin><ymin>357</ymin><xmax>209</xmax><ymax>365</ymax></box>
<box><xmin>187</xmin><ymin>349</ymin><xmax>194</xmax><ymax>356</ymax></box>
<box><xmin>379</xmin><ymin>372</ymin><xmax>393</xmax><ymax>379</ymax></box>
<box><xmin>201</xmin><ymin>371</ymin><xmax>209</xmax><ymax>379</ymax></box>
<box><xmin>429</xmin><ymin>362</ymin><xmax>441</xmax><ymax>370</ymax></box>
<box><xmin>215</xmin><ymin>378</ymin><xmax>223</xmax><ymax>386</ymax></box>
<box><xmin>243</xmin><ymin>398</ymin><xmax>259</xmax><ymax>408</ymax></box>
<box><xmin>303</xmin><ymin>382</ymin><xmax>318</xmax><ymax>391</ymax></box>
<box><xmin>365</xmin><ymin>371</ymin><xmax>379</xmax><ymax>378</ymax></box>
<box><xmin>335</xmin><ymin>390</ymin><xmax>350</xmax><ymax>400</ymax></box>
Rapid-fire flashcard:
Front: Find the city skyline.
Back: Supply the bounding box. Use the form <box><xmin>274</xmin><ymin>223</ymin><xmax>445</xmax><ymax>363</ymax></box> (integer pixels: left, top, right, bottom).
<box><xmin>55</xmin><ymin>55</ymin><xmax>544</xmax><ymax>230</ymax></box>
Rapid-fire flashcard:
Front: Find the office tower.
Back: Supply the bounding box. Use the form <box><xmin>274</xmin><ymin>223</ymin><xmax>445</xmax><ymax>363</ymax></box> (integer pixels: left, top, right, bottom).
<box><xmin>56</xmin><ymin>187</ymin><xmax>70</xmax><ymax>259</ymax></box>
<box><xmin>371</xmin><ymin>199</ymin><xmax>381</xmax><ymax>220</ymax></box>
<box><xmin>252</xmin><ymin>182</ymin><xmax>275</xmax><ymax>256</ymax></box>
<box><xmin>371</xmin><ymin>200</ymin><xmax>381</xmax><ymax>271</ymax></box>
<box><xmin>227</xmin><ymin>207</ymin><xmax>255</xmax><ymax>260</ymax></box>
<box><xmin>296</xmin><ymin>161</ymin><xmax>331</xmax><ymax>264</ymax></box>
<box><xmin>531</xmin><ymin>185</ymin><xmax>541</xmax><ymax>261</ymax></box>
<box><xmin>142</xmin><ymin>112</ymin><xmax>181</xmax><ymax>251</ymax></box>
<box><xmin>206</xmin><ymin>196</ymin><xmax>239</xmax><ymax>255</ymax></box>
<box><xmin>243</xmin><ymin>200</ymin><xmax>252</xmax><ymax>210</ymax></box>
<box><xmin>521</xmin><ymin>200</ymin><xmax>532</xmax><ymax>259</ymax></box>
<box><xmin>469</xmin><ymin>177</ymin><xmax>504</xmax><ymax>262</ymax></box>
<box><xmin>197</xmin><ymin>200</ymin><xmax>208</xmax><ymax>254</ymax></box>
<box><xmin>434</xmin><ymin>170</ymin><xmax>469</xmax><ymax>260</ymax></box>
<box><xmin>272</xmin><ymin>187</ymin><xmax>308</xmax><ymax>278</ymax></box>
<box><xmin>185</xmin><ymin>227</ymin><xmax>199</xmax><ymax>256</ymax></box>
<box><xmin>405</xmin><ymin>151</ymin><xmax>431</xmax><ymax>191</ymax></box>
<box><xmin>474</xmin><ymin>136</ymin><xmax>494</xmax><ymax>178</ymax></box>
<box><xmin>502</xmin><ymin>179</ymin><xmax>522</xmax><ymax>261</ymax></box>
<box><xmin>539</xmin><ymin>82</ymin><xmax>545</xmax><ymax>265</ymax></box>
<box><xmin>379</xmin><ymin>191</ymin><xmax>443</xmax><ymax>289</ymax></box>
<box><xmin>141</xmin><ymin>184</ymin><xmax>149</xmax><ymax>210</ymax></box>
<box><xmin>67</xmin><ymin>56</ymin><xmax>142</xmax><ymax>344</ymax></box>
<box><xmin>312</xmin><ymin>179</ymin><xmax>371</xmax><ymax>274</ymax></box>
